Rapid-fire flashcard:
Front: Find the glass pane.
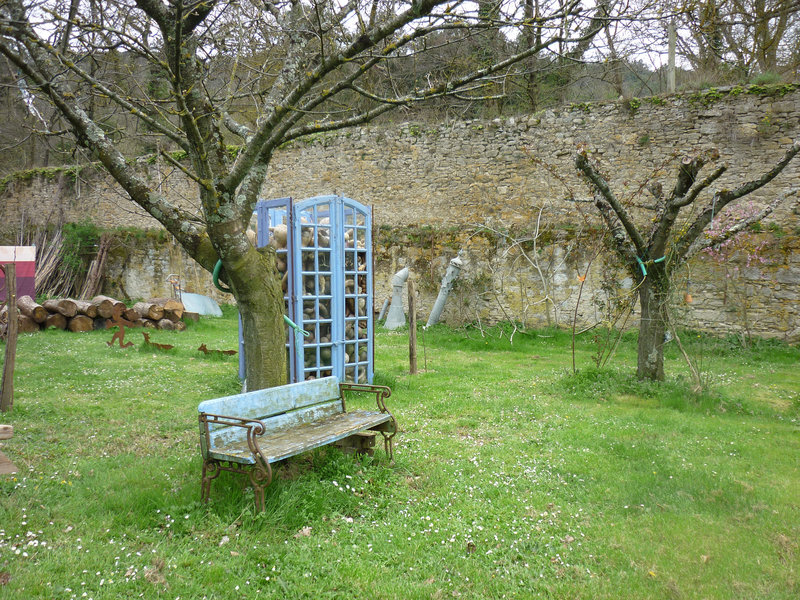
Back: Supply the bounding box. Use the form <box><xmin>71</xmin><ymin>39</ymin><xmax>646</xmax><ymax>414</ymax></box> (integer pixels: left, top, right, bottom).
<box><xmin>357</xmin><ymin>319</ymin><xmax>368</xmax><ymax>340</ymax></box>
<box><xmin>318</xmin><ymin>274</ymin><xmax>331</xmax><ymax>296</ymax></box>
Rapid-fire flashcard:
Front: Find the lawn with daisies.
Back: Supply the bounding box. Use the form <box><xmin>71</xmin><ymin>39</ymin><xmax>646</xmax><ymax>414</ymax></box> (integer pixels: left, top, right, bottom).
<box><xmin>1</xmin><ymin>308</ymin><xmax>798</xmax><ymax>599</ymax></box>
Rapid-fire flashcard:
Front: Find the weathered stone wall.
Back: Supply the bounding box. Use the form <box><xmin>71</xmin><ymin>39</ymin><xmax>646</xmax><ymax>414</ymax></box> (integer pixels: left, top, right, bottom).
<box><xmin>1</xmin><ymin>86</ymin><xmax>799</xmax><ymax>339</ymax></box>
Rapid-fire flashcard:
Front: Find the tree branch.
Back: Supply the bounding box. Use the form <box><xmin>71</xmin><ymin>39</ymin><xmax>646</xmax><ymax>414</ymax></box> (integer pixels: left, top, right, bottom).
<box><xmin>670</xmin><ymin>163</ymin><xmax>727</xmax><ymax>209</ymax></box>
<box><xmin>575</xmin><ymin>152</ymin><xmax>646</xmax><ymax>255</ymax></box>
<box><xmin>32</xmin><ymin>40</ymin><xmax>191</xmax><ymax>151</ymax></box>
<box><xmin>674</xmin><ymin>139</ymin><xmax>800</xmax><ymax>258</ymax></box>
<box><xmin>0</xmin><ymin>5</ymin><xmax>206</xmax><ymax>258</ymax></box>
<box><xmin>684</xmin><ymin>188</ymin><xmax>798</xmax><ymax>261</ymax></box>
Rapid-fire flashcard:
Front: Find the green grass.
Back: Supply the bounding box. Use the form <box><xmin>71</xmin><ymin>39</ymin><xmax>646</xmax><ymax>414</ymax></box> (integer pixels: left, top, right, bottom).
<box><xmin>1</xmin><ymin>312</ymin><xmax>798</xmax><ymax>599</ymax></box>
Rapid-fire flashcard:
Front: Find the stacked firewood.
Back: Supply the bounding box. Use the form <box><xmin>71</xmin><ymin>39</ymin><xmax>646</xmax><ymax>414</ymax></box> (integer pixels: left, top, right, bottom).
<box><xmin>0</xmin><ymin>295</ymin><xmax>197</xmax><ymax>334</ymax></box>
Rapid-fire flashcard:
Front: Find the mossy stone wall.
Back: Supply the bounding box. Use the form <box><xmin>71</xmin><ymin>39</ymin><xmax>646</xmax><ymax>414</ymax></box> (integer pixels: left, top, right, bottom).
<box><xmin>1</xmin><ymin>86</ymin><xmax>799</xmax><ymax>338</ymax></box>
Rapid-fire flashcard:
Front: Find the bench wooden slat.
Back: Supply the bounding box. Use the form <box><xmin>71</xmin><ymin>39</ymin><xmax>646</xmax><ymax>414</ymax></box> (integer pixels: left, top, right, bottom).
<box><xmin>208</xmin><ymin>410</ymin><xmax>393</xmax><ymax>465</ymax></box>
<box><xmin>198</xmin><ymin>376</ymin><xmax>341</xmax><ymax>421</ymax></box>
<box><xmin>208</xmin><ymin>399</ymin><xmax>343</xmax><ymax>448</ymax></box>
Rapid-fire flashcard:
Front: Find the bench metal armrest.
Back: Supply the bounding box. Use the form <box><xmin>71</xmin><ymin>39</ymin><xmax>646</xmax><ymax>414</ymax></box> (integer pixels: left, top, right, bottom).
<box><xmin>198</xmin><ymin>412</ymin><xmax>268</xmax><ymax>464</ymax></box>
<box><xmin>339</xmin><ymin>383</ymin><xmax>392</xmax><ymax>413</ymax></box>
<box><xmin>339</xmin><ymin>383</ymin><xmax>397</xmax><ymax>459</ymax></box>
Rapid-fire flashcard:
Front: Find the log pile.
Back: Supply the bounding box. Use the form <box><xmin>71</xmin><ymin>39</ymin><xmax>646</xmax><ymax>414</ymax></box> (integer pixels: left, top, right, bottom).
<box><xmin>0</xmin><ymin>295</ymin><xmax>192</xmax><ymax>334</ymax></box>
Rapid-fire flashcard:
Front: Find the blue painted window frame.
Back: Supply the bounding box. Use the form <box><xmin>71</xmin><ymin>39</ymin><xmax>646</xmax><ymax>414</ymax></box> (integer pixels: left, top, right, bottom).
<box><xmin>240</xmin><ymin>195</ymin><xmax>373</xmax><ymax>384</ymax></box>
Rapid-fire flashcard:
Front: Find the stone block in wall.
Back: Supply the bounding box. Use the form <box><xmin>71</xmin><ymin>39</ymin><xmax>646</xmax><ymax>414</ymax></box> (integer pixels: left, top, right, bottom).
<box><xmin>770</xmin><ymin>101</ymin><xmax>796</xmax><ymax>114</ymax></box>
<box><xmin>741</xmin><ymin>266</ymin><xmax>763</xmax><ymax>280</ymax></box>
<box><xmin>775</xmin><ymin>267</ymin><xmax>800</xmax><ymax>285</ymax></box>
<box><xmin>773</xmin><ymin>287</ymin><xmax>797</xmax><ymax>300</ymax></box>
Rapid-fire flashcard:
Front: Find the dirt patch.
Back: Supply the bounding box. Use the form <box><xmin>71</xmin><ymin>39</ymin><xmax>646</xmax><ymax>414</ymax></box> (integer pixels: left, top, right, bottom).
<box><xmin>775</xmin><ymin>533</ymin><xmax>797</xmax><ymax>564</ymax></box>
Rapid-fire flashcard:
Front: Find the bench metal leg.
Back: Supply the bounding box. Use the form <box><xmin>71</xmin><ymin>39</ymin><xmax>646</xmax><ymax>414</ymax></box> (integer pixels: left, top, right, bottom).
<box><xmin>380</xmin><ymin>431</ymin><xmax>396</xmax><ymax>462</ymax></box>
<box><xmin>248</xmin><ymin>463</ymin><xmax>272</xmax><ymax>513</ymax></box>
<box><xmin>202</xmin><ymin>459</ymin><xmax>273</xmax><ymax>512</ymax></box>
<box><xmin>201</xmin><ymin>460</ymin><xmax>222</xmax><ymax>504</ymax></box>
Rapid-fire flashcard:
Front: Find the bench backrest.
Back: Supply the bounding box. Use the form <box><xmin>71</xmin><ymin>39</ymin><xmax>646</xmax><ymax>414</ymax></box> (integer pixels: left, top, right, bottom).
<box><xmin>198</xmin><ymin>376</ymin><xmax>344</xmax><ymax>451</ymax></box>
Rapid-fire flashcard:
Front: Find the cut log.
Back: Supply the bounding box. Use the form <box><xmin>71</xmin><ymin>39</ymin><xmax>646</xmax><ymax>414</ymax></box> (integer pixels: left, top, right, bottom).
<box><xmin>73</xmin><ymin>300</ymin><xmax>98</xmax><ymax>318</ymax></box>
<box><xmin>149</xmin><ymin>297</ymin><xmax>184</xmax><ymax>319</ymax></box>
<box><xmin>68</xmin><ymin>315</ymin><xmax>94</xmax><ymax>332</ymax></box>
<box><xmin>42</xmin><ymin>298</ymin><xmax>78</xmax><ymax>318</ymax></box>
<box><xmin>133</xmin><ymin>302</ymin><xmax>164</xmax><ymax>321</ymax></box>
<box><xmin>18</xmin><ymin>295</ymin><xmax>48</xmax><ymax>323</ymax></box>
<box><xmin>142</xmin><ymin>319</ymin><xmax>157</xmax><ymax>329</ymax></box>
<box><xmin>91</xmin><ymin>295</ymin><xmax>120</xmax><ymax>319</ymax></box>
<box><xmin>44</xmin><ymin>312</ymin><xmax>68</xmax><ymax>330</ymax></box>
<box><xmin>174</xmin><ymin>320</ymin><xmax>187</xmax><ymax>332</ymax></box>
<box><xmin>18</xmin><ymin>314</ymin><xmax>41</xmax><ymax>333</ymax></box>
<box><xmin>123</xmin><ymin>307</ymin><xmax>139</xmax><ymax>322</ymax></box>
<box><xmin>163</xmin><ymin>308</ymin><xmax>184</xmax><ymax>323</ymax></box>
<box><xmin>149</xmin><ymin>297</ymin><xmax>183</xmax><ymax>311</ymax></box>
<box><xmin>182</xmin><ymin>312</ymin><xmax>200</xmax><ymax>323</ymax></box>
<box><xmin>157</xmin><ymin>318</ymin><xmax>176</xmax><ymax>331</ymax></box>
<box><xmin>0</xmin><ymin>424</ymin><xmax>12</xmax><ymax>440</ymax></box>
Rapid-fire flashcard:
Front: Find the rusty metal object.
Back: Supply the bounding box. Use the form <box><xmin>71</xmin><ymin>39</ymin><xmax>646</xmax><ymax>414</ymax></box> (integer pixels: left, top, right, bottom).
<box><xmin>142</xmin><ymin>332</ymin><xmax>174</xmax><ymax>351</ymax></box>
<box><xmin>199</xmin><ymin>413</ymin><xmax>272</xmax><ymax>511</ymax></box>
<box><xmin>106</xmin><ymin>303</ymin><xmax>135</xmax><ymax>348</ymax></box>
<box><xmin>339</xmin><ymin>382</ymin><xmax>397</xmax><ymax>460</ymax></box>
<box><xmin>198</xmin><ymin>343</ymin><xmax>237</xmax><ymax>356</ymax></box>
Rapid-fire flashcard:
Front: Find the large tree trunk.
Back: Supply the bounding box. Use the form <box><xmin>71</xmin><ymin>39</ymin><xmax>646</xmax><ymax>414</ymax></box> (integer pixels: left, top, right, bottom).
<box><xmin>636</xmin><ymin>276</ymin><xmax>669</xmax><ymax>381</ymax></box>
<box><xmin>222</xmin><ymin>242</ymin><xmax>287</xmax><ymax>391</ymax></box>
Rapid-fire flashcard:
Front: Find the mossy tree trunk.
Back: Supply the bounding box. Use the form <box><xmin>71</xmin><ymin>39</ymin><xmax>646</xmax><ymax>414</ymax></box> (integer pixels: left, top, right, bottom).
<box><xmin>215</xmin><ymin>233</ymin><xmax>287</xmax><ymax>390</ymax></box>
<box><xmin>635</xmin><ymin>272</ymin><xmax>668</xmax><ymax>381</ymax></box>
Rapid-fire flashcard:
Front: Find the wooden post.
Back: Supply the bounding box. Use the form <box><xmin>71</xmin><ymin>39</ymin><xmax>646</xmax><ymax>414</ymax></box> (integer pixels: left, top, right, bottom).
<box><xmin>667</xmin><ymin>19</ymin><xmax>676</xmax><ymax>94</ymax></box>
<box><xmin>1</xmin><ymin>263</ymin><xmax>17</xmax><ymax>413</ymax></box>
<box><xmin>408</xmin><ymin>279</ymin><xmax>417</xmax><ymax>375</ymax></box>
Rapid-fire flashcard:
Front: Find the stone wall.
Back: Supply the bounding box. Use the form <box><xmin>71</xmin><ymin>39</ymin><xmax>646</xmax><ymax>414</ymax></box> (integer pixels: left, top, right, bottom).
<box><xmin>1</xmin><ymin>85</ymin><xmax>799</xmax><ymax>339</ymax></box>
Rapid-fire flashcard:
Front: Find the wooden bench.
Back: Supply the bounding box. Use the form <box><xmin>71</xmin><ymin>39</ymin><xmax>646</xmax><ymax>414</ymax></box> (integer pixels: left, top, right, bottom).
<box><xmin>198</xmin><ymin>376</ymin><xmax>396</xmax><ymax>511</ymax></box>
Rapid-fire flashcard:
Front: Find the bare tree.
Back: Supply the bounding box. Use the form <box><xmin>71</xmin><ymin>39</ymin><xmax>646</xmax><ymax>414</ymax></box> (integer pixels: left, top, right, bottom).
<box><xmin>0</xmin><ymin>0</ymin><xmax>610</xmax><ymax>389</ymax></box>
<box><xmin>575</xmin><ymin>141</ymin><xmax>800</xmax><ymax>380</ymax></box>
<box><xmin>662</xmin><ymin>0</ymin><xmax>800</xmax><ymax>80</ymax></box>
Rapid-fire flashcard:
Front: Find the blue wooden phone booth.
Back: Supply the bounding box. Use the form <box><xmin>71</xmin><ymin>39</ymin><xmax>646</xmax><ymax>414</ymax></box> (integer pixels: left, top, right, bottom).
<box><xmin>239</xmin><ymin>195</ymin><xmax>374</xmax><ymax>384</ymax></box>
